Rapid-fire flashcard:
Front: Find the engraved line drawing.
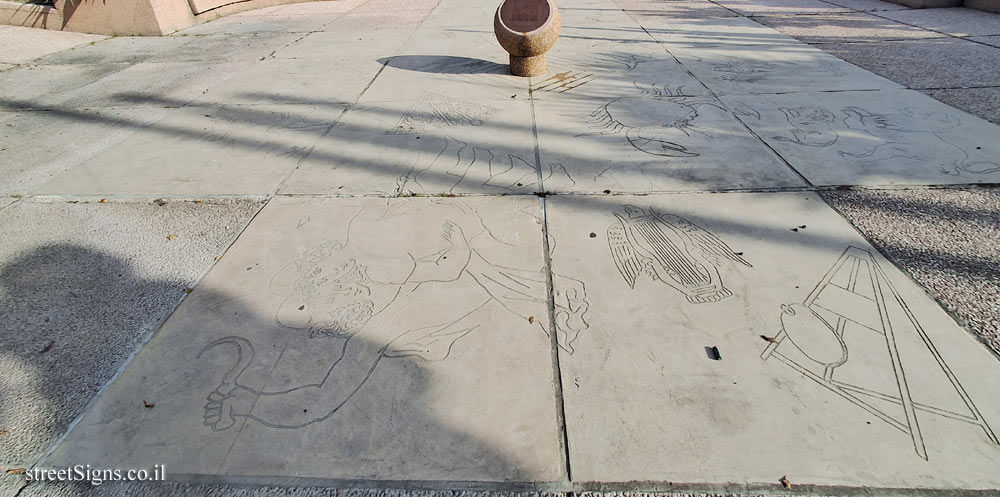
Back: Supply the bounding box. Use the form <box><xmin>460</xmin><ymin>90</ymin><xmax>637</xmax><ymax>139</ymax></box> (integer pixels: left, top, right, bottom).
<box><xmin>395</xmin><ymin>135</ymin><xmax>575</xmax><ymax>195</ymax></box>
<box><xmin>389</xmin><ymin>93</ymin><xmax>502</xmax><ymax>135</ymax></box>
<box><xmin>761</xmin><ymin>246</ymin><xmax>999</xmax><ymax>460</ymax></box>
<box><xmin>576</xmin><ymin>97</ymin><xmax>732</xmax><ymax>157</ymax></box>
<box><xmin>608</xmin><ymin>205</ymin><xmax>751</xmax><ymax>303</ymax></box>
<box><xmin>199</xmin><ymin>206</ymin><xmax>590</xmax><ymax>431</ymax></box>
<box><xmin>772</xmin><ymin>106</ymin><xmax>839</xmax><ymax>147</ymax></box>
<box><xmin>709</xmin><ymin>60</ymin><xmax>845</xmax><ymax>84</ymax></box>
<box><xmin>839</xmin><ymin>106</ymin><xmax>1000</xmax><ymax>176</ymax></box>
<box><xmin>531</xmin><ymin>70</ymin><xmax>599</xmax><ymax>93</ymax></box>
<box><xmin>746</xmin><ymin>102</ymin><xmax>999</xmax><ymax>176</ymax></box>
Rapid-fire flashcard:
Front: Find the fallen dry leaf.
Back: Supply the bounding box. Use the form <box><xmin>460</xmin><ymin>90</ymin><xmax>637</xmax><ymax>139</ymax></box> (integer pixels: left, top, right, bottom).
<box><xmin>6</xmin><ymin>468</ymin><xmax>26</xmax><ymax>475</ymax></box>
<box><xmin>760</xmin><ymin>335</ymin><xmax>779</xmax><ymax>344</ymax></box>
<box><xmin>780</xmin><ymin>475</ymin><xmax>792</xmax><ymax>490</ymax></box>
<box><xmin>143</xmin><ymin>400</ymin><xmax>155</xmax><ymax>409</ymax></box>
<box><xmin>528</xmin><ymin>316</ymin><xmax>535</xmax><ymax>324</ymax></box>
<box><xmin>166</xmin><ymin>234</ymin><xmax>176</xmax><ymax>240</ymax></box>
<box><xmin>0</xmin><ymin>430</ymin><xmax>8</xmax><ymax>436</ymax></box>
<box><xmin>99</xmin><ymin>198</ymin><xmax>108</xmax><ymax>203</ymax></box>
<box><xmin>214</xmin><ymin>255</ymin><xmax>223</xmax><ymax>261</ymax></box>
<box><xmin>183</xmin><ymin>288</ymin><xmax>194</xmax><ymax>294</ymax></box>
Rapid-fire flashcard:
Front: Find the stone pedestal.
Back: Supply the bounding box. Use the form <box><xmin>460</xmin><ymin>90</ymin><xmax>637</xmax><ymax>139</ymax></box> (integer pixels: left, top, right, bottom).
<box><xmin>494</xmin><ymin>0</ymin><xmax>561</xmax><ymax>77</ymax></box>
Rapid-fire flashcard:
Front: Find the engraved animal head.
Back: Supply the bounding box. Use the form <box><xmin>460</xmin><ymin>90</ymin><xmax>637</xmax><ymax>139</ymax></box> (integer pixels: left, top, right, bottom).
<box><xmin>847</xmin><ymin>106</ymin><xmax>960</xmax><ymax>133</ymax></box>
<box><xmin>779</xmin><ymin>106</ymin><xmax>835</xmax><ymax>126</ymax></box>
<box><xmin>710</xmin><ymin>61</ymin><xmax>775</xmax><ymax>82</ymax></box>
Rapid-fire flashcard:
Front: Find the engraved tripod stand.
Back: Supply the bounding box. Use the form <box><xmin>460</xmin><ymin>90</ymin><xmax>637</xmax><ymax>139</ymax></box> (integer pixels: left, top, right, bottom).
<box><xmin>761</xmin><ymin>246</ymin><xmax>999</xmax><ymax>460</ymax></box>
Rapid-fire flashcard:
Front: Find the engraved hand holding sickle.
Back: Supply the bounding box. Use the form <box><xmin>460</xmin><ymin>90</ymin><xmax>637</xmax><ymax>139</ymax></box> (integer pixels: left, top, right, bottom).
<box><xmin>608</xmin><ymin>205</ymin><xmax>751</xmax><ymax>304</ymax></box>
<box><xmin>199</xmin><ymin>215</ymin><xmax>590</xmax><ymax>431</ymax></box>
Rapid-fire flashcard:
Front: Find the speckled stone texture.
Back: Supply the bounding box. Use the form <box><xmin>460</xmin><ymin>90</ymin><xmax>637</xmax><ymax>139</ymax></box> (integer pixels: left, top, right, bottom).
<box><xmin>752</xmin><ymin>12</ymin><xmax>943</xmax><ymax>43</ymax></box>
<box><xmin>815</xmin><ymin>37</ymin><xmax>1000</xmax><ymax>89</ymax></box>
<box><xmin>0</xmin><ymin>200</ymin><xmax>261</xmax><ymax>471</ymax></box>
<box><xmin>823</xmin><ymin>189</ymin><xmax>1000</xmax><ymax>357</ymax></box>
<box><xmin>921</xmin><ymin>87</ymin><xmax>1000</xmax><ymax>124</ymax></box>
<box><xmin>494</xmin><ymin>0</ymin><xmax>561</xmax><ymax>76</ymax></box>
<box><xmin>879</xmin><ymin>7</ymin><xmax>1000</xmax><ymax>37</ymax></box>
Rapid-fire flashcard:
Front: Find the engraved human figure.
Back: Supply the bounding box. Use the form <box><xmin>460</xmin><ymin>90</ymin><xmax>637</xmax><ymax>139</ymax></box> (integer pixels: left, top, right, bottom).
<box><xmin>200</xmin><ymin>215</ymin><xmax>589</xmax><ymax>430</ymax></box>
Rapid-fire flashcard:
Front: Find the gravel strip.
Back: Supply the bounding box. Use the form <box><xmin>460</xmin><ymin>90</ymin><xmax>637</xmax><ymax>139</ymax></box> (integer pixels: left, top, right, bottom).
<box><xmin>823</xmin><ymin>188</ymin><xmax>1000</xmax><ymax>357</ymax></box>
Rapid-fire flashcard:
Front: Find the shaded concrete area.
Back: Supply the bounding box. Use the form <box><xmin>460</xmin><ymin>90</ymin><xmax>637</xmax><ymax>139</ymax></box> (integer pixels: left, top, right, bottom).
<box><xmin>1</xmin><ymin>0</ymin><xmax>1000</xmax><ymax>495</ymax></box>
<box><xmin>0</xmin><ymin>200</ymin><xmax>262</xmax><ymax>468</ymax></box>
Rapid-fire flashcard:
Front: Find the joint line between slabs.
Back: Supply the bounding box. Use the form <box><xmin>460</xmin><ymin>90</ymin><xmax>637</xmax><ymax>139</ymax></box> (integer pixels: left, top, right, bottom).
<box><xmin>530</xmin><ymin>79</ymin><xmax>574</xmax><ymax>483</ymax></box>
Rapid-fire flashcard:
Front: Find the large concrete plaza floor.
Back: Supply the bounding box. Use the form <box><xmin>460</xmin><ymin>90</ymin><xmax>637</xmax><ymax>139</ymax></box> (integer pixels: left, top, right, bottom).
<box><xmin>2</xmin><ymin>0</ymin><xmax>1000</xmax><ymax>496</ymax></box>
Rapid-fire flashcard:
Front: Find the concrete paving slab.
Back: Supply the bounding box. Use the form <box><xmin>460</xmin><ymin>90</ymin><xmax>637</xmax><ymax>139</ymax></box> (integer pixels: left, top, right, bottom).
<box><xmin>281</xmin><ymin>98</ymin><xmax>539</xmax><ymax>195</ymax></box>
<box><xmin>536</xmin><ymin>39</ymin><xmax>710</xmax><ymax>101</ymax></box>
<box><xmin>623</xmin><ymin>2</ymin><xmax>741</xmax><ymax>20</ymax></box>
<box><xmin>532</xmin><ymin>95</ymin><xmax>804</xmax><ymax>193</ymax></box>
<box><xmin>969</xmin><ymin>34</ymin><xmax>1000</xmax><ymax>47</ymax></box>
<box><xmin>557</xmin><ymin>24</ymin><xmax>658</xmax><ymax>44</ymax></box>
<box><xmin>198</xmin><ymin>57</ymin><xmax>384</xmax><ymax>106</ymax></box>
<box><xmin>272</xmin><ymin>0</ymin><xmax>368</xmax><ymax>15</ymax></box>
<box><xmin>641</xmin><ymin>16</ymin><xmax>807</xmax><ymax>49</ymax></box>
<box><xmin>752</xmin><ymin>12</ymin><xmax>944</xmax><ymax>43</ymax></box>
<box><xmin>559</xmin><ymin>5</ymin><xmax>640</xmax><ymax>26</ymax></box>
<box><xmin>226</xmin><ymin>4</ymin><xmax>291</xmax><ymax>16</ymax></box>
<box><xmin>35</xmin><ymin>103</ymin><xmax>342</xmax><ymax>196</ymax></box>
<box><xmin>547</xmin><ymin>191</ymin><xmax>1000</xmax><ymax>488</ymax></box>
<box><xmin>818</xmin><ymin>0</ymin><xmax>909</xmax><ymax>11</ymax></box>
<box><xmin>36</xmin><ymin>36</ymin><xmax>197</xmax><ymax>65</ymax></box>
<box><xmin>816</xmin><ymin>38</ymin><xmax>1000</xmax><ymax>89</ymax></box>
<box><xmin>0</xmin><ymin>26</ymin><xmax>105</xmax><ymax>64</ymax></box>
<box><xmin>922</xmin><ymin>86</ymin><xmax>1000</xmax><ymax>124</ymax></box>
<box><xmin>44</xmin><ymin>61</ymin><xmax>244</xmax><ymax>110</ymax></box>
<box><xmin>393</xmin><ymin>26</ymin><xmax>512</xmax><ymax>60</ymax></box>
<box><xmin>363</xmin><ymin>54</ymin><xmax>529</xmax><ymax>102</ymax></box>
<box><xmin>0</xmin><ymin>63</ymin><xmax>133</xmax><ymax>111</ymax></box>
<box><xmin>0</xmin><ymin>199</ymin><xmax>262</xmax><ymax>468</ymax></box>
<box><xmin>354</xmin><ymin>0</ymin><xmax>440</xmax><ymax>12</ymax></box>
<box><xmin>0</xmin><ymin>107</ymin><xmax>169</xmax><ymax>195</ymax></box>
<box><xmin>723</xmin><ymin>89</ymin><xmax>1000</xmax><ymax>186</ymax></box>
<box><xmin>879</xmin><ymin>7</ymin><xmax>1000</xmax><ymax>37</ymax></box>
<box><xmin>321</xmin><ymin>9</ymin><xmax>434</xmax><ymax>31</ymax></box>
<box><xmin>713</xmin><ymin>0</ymin><xmax>852</xmax><ymax>16</ymax></box>
<box><xmin>667</xmin><ymin>42</ymin><xmax>903</xmax><ymax>95</ymax></box>
<box><xmin>147</xmin><ymin>32</ymin><xmax>303</xmax><ymax>63</ymax></box>
<box><xmin>419</xmin><ymin>6</ymin><xmax>497</xmax><ymax>27</ymax></box>
<box><xmin>273</xmin><ymin>28</ymin><xmax>414</xmax><ymax>59</ymax></box>
<box><xmin>45</xmin><ymin>195</ymin><xmax>567</xmax><ymax>483</ymax></box>
<box><xmin>177</xmin><ymin>12</ymin><xmax>337</xmax><ymax>35</ymax></box>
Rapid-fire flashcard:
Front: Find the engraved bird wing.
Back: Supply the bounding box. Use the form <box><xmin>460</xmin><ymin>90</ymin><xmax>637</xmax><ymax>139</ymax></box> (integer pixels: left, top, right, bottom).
<box><xmin>608</xmin><ymin>215</ymin><xmax>646</xmax><ymax>289</ymax></box>
<box><xmin>655</xmin><ymin>211</ymin><xmax>751</xmax><ymax>268</ymax></box>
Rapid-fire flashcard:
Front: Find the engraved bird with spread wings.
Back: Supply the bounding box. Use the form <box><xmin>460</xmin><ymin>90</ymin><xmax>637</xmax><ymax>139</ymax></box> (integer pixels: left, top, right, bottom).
<box><xmin>608</xmin><ymin>205</ymin><xmax>751</xmax><ymax>304</ymax></box>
